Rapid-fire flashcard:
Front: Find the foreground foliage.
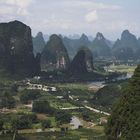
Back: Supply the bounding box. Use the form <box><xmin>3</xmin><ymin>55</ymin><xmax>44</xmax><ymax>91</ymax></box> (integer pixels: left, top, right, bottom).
<box><xmin>106</xmin><ymin>65</ymin><xmax>140</xmax><ymax>140</ymax></box>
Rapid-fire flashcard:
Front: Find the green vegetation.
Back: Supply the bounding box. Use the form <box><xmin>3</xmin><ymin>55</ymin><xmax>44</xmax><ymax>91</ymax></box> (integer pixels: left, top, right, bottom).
<box><xmin>41</xmin><ymin>34</ymin><xmax>70</xmax><ymax>71</ymax></box>
<box><xmin>56</xmin><ymin>83</ymin><xmax>88</xmax><ymax>90</ymax></box>
<box><xmin>55</xmin><ymin>111</ymin><xmax>72</xmax><ymax>124</ymax></box>
<box><xmin>32</xmin><ymin>100</ymin><xmax>54</xmax><ymax>114</ymax></box>
<box><xmin>106</xmin><ymin>65</ymin><xmax>140</xmax><ymax>140</ymax></box>
<box><xmin>1</xmin><ymin>20</ymin><xmax>139</xmax><ymax>140</ymax></box>
<box><xmin>81</xmin><ymin>109</ymin><xmax>106</xmax><ymax>123</ymax></box>
<box><xmin>0</xmin><ymin>66</ymin><xmax>130</xmax><ymax>140</ymax></box>
<box><xmin>0</xmin><ymin>128</ymin><xmax>105</xmax><ymax>140</ymax></box>
<box><xmin>91</xmin><ymin>84</ymin><xmax>122</xmax><ymax>109</ymax></box>
<box><xmin>0</xmin><ymin>112</ymin><xmax>37</xmax><ymax>133</ymax></box>
<box><xmin>0</xmin><ymin>92</ymin><xmax>16</xmax><ymax>109</ymax></box>
<box><xmin>0</xmin><ymin>80</ymin><xmax>108</xmax><ymax>139</ymax></box>
<box><xmin>41</xmin><ymin>119</ymin><xmax>51</xmax><ymax>129</ymax></box>
<box><xmin>109</xmin><ymin>65</ymin><xmax>136</xmax><ymax>73</ymax></box>
<box><xmin>19</xmin><ymin>90</ymin><xmax>41</xmax><ymax>104</ymax></box>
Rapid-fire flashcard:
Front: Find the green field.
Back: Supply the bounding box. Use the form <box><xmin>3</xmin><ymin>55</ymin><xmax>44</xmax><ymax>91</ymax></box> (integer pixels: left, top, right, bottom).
<box><xmin>109</xmin><ymin>65</ymin><xmax>136</xmax><ymax>73</ymax></box>
<box><xmin>55</xmin><ymin>83</ymin><xmax>88</xmax><ymax>90</ymax></box>
<box><xmin>0</xmin><ymin>127</ymin><xmax>105</xmax><ymax>140</ymax></box>
<box><xmin>0</xmin><ymin>78</ymin><xmax>108</xmax><ymax>140</ymax></box>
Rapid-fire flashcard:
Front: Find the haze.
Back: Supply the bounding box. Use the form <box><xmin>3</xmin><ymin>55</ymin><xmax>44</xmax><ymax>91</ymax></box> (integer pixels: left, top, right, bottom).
<box><xmin>0</xmin><ymin>0</ymin><xmax>140</xmax><ymax>40</ymax></box>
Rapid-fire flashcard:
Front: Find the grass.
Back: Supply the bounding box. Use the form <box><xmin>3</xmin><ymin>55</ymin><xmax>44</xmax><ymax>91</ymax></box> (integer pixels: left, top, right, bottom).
<box><xmin>0</xmin><ymin>127</ymin><xmax>105</xmax><ymax>140</ymax></box>
<box><xmin>0</xmin><ymin>135</ymin><xmax>13</xmax><ymax>140</ymax></box>
<box><xmin>109</xmin><ymin>65</ymin><xmax>136</xmax><ymax>73</ymax></box>
<box><xmin>55</xmin><ymin>83</ymin><xmax>88</xmax><ymax>90</ymax></box>
<box><xmin>50</xmin><ymin>101</ymin><xmax>75</xmax><ymax>109</ymax></box>
<box><xmin>39</xmin><ymin>94</ymin><xmax>76</xmax><ymax>109</ymax></box>
<box><xmin>0</xmin><ymin>76</ymin><xmax>107</xmax><ymax>140</ymax></box>
<box><xmin>36</xmin><ymin>114</ymin><xmax>48</xmax><ymax>120</ymax></box>
<box><xmin>49</xmin><ymin>117</ymin><xmax>56</xmax><ymax>127</ymax></box>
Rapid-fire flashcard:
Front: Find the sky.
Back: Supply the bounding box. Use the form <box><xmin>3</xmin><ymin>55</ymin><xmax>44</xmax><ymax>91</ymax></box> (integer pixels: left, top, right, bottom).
<box><xmin>0</xmin><ymin>0</ymin><xmax>140</xmax><ymax>40</ymax></box>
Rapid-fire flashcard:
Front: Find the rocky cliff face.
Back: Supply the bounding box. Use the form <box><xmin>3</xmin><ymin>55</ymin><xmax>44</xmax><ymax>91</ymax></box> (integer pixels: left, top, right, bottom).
<box><xmin>0</xmin><ymin>20</ymin><xmax>40</xmax><ymax>76</ymax></box>
<box><xmin>113</xmin><ymin>30</ymin><xmax>140</xmax><ymax>60</ymax></box>
<box><xmin>33</xmin><ymin>32</ymin><xmax>45</xmax><ymax>55</ymax></box>
<box><xmin>41</xmin><ymin>34</ymin><xmax>70</xmax><ymax>71</ymax></box>
<box><xmin>68</xmin><ymin>50</ymin><xmax>87</xmax><ymax>75</ymax></box>
<box><xmin>81</xmin><ymin>47</ymin><xmax>94</xmax><ymax>72</ymax></box>
<box><xmin>68</xmin><ymin>48</ymin><xmax>94</xmax><ymax>75</ymax></box>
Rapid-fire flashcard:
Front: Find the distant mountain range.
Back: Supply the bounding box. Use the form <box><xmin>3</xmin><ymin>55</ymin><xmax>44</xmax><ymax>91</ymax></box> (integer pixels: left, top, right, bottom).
<box><xmin>0</xmin><ymin>20</ymin><xmax>140</xmax><ymax>77</ymax></box>
<box><xmin>62</xmin><ymin>34</ymin><xmax>91</xmax><ymax>59</ymax></box>
<box><xmin>112</xmin><ymin>30</ymin><xmax>140</xmax><ymax>60</ymax></box>
<box><xmin>33</xmin><ymin>30</ymin><xmax>140</xmax><ymax>62</ymax></box>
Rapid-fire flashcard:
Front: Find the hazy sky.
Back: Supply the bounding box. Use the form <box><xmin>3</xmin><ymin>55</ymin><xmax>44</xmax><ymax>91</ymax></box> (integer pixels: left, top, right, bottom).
<box><xmin>0</xmin><ymin>0</ymin><xmax>140</xmax><ymax>40</ymax></box>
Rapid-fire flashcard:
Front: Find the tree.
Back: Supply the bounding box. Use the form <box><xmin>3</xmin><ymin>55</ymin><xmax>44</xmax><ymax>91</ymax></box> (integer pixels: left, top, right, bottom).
<box><xmin>20</xmin><ymin>90</ymin><xmax>41</xmax><ymax>104</ymax></box>
<box><xmin>11</xmin><ymin>117</ymin><xmax>18</xmax><ymax>140</ymax></box>
<box><xmin>92</xmin><ymin>84</ymin><xmax>121</xmax><ymax>107</ymax></box>
<box><xmin>41</xmin><ymin>120</ymin><xmax>51</xmax><ymax>130</ymax></box>
<box><xmin>106</xmin><ymin>65</ymin><xmax>140</xmax><ymax>140</ymax></box>
<box><xmin>32</xmin><ymin>100</ymin><xmax>54</xmax><ymax>114</ymax></box>
<box><xmin>0</xmin><ymin>119</ymin><xmax>4</xmax><ymax>131</ymax></box>
<box><xmin>11</xmin><ymin>116</ymin><xmax>31</xmax><ymax>130</ymax></box>
<box><xmin>82</xmin><ymin>111</ymin><xmax>90</xmax><ymax>121</ymax></box>
<box><xmin>55</xmin><ymin>111</ymin><xmax>72</xmax><ymax>124</ymax></box>
<box><xmin>0</xmin><ymin>92</ymin><xmax>16</xmax><ymax>109</ymax></box>
<box><xmin>10</xmin><ymin>83</ymin><xmax>18</xmax><ymax>95</ymax></box>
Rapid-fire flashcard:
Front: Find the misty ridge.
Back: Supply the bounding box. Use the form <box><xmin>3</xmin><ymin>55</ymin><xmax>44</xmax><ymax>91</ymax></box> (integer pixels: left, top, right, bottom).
<box><xmin>33</xmin><ymin>26</ymin><xmax>140</xmax><ymax>62</ymax></box>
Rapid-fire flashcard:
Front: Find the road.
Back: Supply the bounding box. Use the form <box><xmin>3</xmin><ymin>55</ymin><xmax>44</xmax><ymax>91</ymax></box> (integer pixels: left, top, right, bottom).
<box><xmin>60</xmin><ymin>106</ymin><xmax>110</xmax><ymax>116</ymax></box>
<box><xmin>84</xmin><ymin>105</ymin><xmax>110</xmax><ymax>116</ymax></box>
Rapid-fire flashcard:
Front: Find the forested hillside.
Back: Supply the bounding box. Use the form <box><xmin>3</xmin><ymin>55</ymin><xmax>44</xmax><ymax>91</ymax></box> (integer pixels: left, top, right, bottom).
<box><xmin>106</xmin><ymin>65</ymin><xmax>140</xmax><ymax>140</ymax></box>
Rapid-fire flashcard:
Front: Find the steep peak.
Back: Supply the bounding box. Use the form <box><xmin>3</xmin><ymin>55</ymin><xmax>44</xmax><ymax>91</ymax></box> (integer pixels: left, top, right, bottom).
<box><xmin>50</xmin><ymin>34</ymin><xmax>61</xmax><ymax>41</ymax></box>
<box><xmin>121</xmin><ymin>29</ymin><xmax>136</xmax><ymax>41</ymax></box>
<box><xmin>0</xmin><ymin>20</ymin><xmax>30</xmax><ymax>33</ymax></box>
<box><xmin>9</xmin><ymin>20</ymin><xmax>25</xmax><ymax>24</ymax></box>
<box><xmin>35</xmin><ymin>32</ymin><xmax>45</xmax><ymax>42</ymax></box>
<box><xmin>115</xmin><ymin>39</ymin><xmax>121</xmax><ymax>44</ymax></box>
<box><xmin>68</xmin><ymin>47</ymin><xmax>94</xmax><ymax>74</ymax></box>
<box><xmin>6</xmin><ymin>20</ymin><xmax>28</xmax><ymax>27</ymax></box>
<box><xmin>41</xmin><ymin>34</ymin><xmax>70</xmax><ymax>70</ymax></box>
<box><xmin>121</xmin><ymin>30</ymin><xmax>130</xmax><ymax>38</ymax></box>
<box><xmin>58</xmin><ymin>34</ymin><xmax>63</xmax><ymax>39</ymax></box>
<box><xmin>36</xmin><ymin>32</ymin><xmax>43</xmax><ymax>37</ymax></box>
<box><xmin>122</xmin><ymin>29</ymin><xmax>130</xmax><ymax>35</ymax></box>
<box><xmin>68</xmin><ymin>49</ymin><xmax>87</xmax><ymax>74</ymax></box>
<box><xmin>80</xmin><ymin>33</ymin><xmax>89</xmax><ymax>41</ymax></box>
<box><xmin>95</xmin><ymin>32</ymin><xmax>105</xmax><ymax>41</ymax></box>
<box><xmin>0</xmin><ymin>20</ymin><xmax>38</xmax><ymax>76</ymax></box>
<box><xmin>33</xmin><ymin>32</ymin><xmax>45</xmax><ymax>55</ymax></box>
<box><xmin>116</xmin><ymin>39</ymin><xmax>120</xmax><ymax>42</ymax></box>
